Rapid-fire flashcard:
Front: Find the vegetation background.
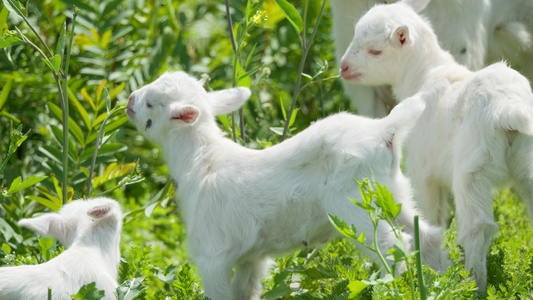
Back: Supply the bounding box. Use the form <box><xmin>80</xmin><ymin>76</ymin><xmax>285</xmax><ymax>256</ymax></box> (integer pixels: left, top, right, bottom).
<box><xmin>0</xmin><ymin>0</ymin><xmax>532</xmax><ymax>299</ymax></box>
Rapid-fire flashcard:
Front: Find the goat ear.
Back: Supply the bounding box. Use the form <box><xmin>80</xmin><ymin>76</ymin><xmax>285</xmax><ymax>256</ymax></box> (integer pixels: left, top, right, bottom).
<box><xmin>88</xmin><ymin>204</ymin><xmax>111</xmax><ymax>219</ymax></box>
<box><xmin>207</xmin><ymin>87</ymin><xmax>251</xmax><ymax>115</ymax></box>
<box><xmin>401</xmin><ymin>0</ymin><xmax>430</xmax><ymax>13</ymax></box>
<box><xmin>391</xmin><ymin>25</ymin><xmax>411</xmax><ymax>47</ymax></box>
<box><xmin>18</xmin><ymin>213</ymin><xmax>69</xmax><ymax>241</ymax></box>
<box><xmin>170</xmin><ymin>105</ymin><xmax>200</xmax><ymax>125</ymax></box>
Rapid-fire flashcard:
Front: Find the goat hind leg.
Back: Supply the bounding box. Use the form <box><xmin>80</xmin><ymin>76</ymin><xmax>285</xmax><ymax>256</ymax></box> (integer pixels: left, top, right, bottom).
<box><xmin>453</xmin><ymin>173</ymin><xmax>499</xmax><ymax>292</ymax></box>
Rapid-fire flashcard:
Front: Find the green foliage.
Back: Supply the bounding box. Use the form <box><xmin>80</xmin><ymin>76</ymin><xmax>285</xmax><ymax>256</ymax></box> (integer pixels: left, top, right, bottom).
<box><xmin>0</xmin><ymin>0</ymin><xmax>532</xmax><ymax>299</ymax></box>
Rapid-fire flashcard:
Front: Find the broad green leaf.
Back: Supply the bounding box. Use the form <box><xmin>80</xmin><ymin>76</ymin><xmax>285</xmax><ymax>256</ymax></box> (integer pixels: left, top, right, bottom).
<box><xmin>236</xmin><ymin>59</ymin><xmax>251</xmax><ymax>88</ymax></box>
<box><xmin>375</xmin><ymin>182</ymin><xmax>401</xmax><ymax>219</ymax></box>
<box><xmin>269</xmin><ymin>127</ymin><xmax>284</xmax><ymax>136</ymax></box>
<box><xmin>116</xmin><ymin>277</ymin><xmax>146</xmax><ymax>300</ymax></box>
<box><xmin>7</xmin><ymin>175</ymin><xmax>47</xmax><ymax>194</ymax></box>
<box><xmin>327</xmin><ymin>213</ymin><xmax>358</xmax><ymax>240</ymax></box>
<box><xmin>262</xmin><ymin>282</ymin><xmax>291</xmax><ymax>300</ymax></box>
<box><xmin>0</xmin><ymin>36</ymin><xmax>23</xmax><ymax>48</ymax></box>
<box><xmin>38</xmin><ymin>237</ymin><xmax>54</xmax><ymax>261</ymax></box>
<box><xmin>273</xmin><ymin>0</ymin><xmax>303</xmax><ymax>33</ymax></box>
<box><xmin>55</xmin><ymin>21</ymin><xmax>66</xmax><ymax>60</ymax></box>
<box><xmin>2</xmin><ymin>243</ymin><xmax>11</xmax><ymax>255</ymax></box>
<box><xmin>41</xmin><ymin>58</ymin><xmax>56</xmax><ymax>73</ymax></box>
<box><xmin>347</xmin><ymin>280</ymin><xmax>368</xmax><ymax>299</ymax></box>
<box><xmin>72</xmin><ymin>282</ymin><xmax>106</xmax><ymax>300</ymax></box>
<box><xmin>2</xmin><ymin>0</ymin><xmax>24</xmax><ymax>19</ymax></box>
<box><xmin>261</xmin><ymin>0</ymin><xmax>285</xmax><ymax>28</ymax></box>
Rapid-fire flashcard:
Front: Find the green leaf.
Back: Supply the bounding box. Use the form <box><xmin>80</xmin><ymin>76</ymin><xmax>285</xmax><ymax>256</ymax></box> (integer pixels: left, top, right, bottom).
<box><xmin>2</xmin><ymin>0</ymin><xmax>24</xmax><ymax>20</ymax></box>
<box><xmin>116</xmin><ymin>277</ymin><xmax>146</xmax><ymax>300</ymax></box>
<box><xmin>50</xmin><ymin>54</ymin><xmax>61</xmax><ymax>73</ymax></box>
<box><xmin>103</xmin><ymin>87</ymin><xmax>111</xmax><ymax>113</ymax></box>
<box><xmin>375</xmin><ymin>182</ymin><xmax>401</xmax><ymax>219</ymax></box>
<box><xmin>347</xmin><ymin>280</ymin><xmax>368</xmax><ymax>299</ymax></box>
<box><xmin>72</xmin><ymin>282</ymin><xmax>106</xmax><ymax>300</ymax></box>
<box><xmin>288</xmin><ymin>108</ymin><xmax>298</xmax><ymax>127</ymax></box>
<box><xmin>2</xmin><ymin>243</ymin><xmax>11</xmax><ymax>255</ymax></box>
<box><xmin>0</xmin><ymin>5</ymin><xmax>9</xmax><ymax>35</ymax></box>
<box><xmin>273</xmin><ymin>0</ymin><xmax>303</xmax><ymax>33</ymax></box>
<box><xmin>67</xmin><ymin>87</ymin><xmax>91</xmax><ymax>129</ymax></box>
<box><xmin>38</xmin><ymin>237</ymin><xmax>54</xmax><ymax>261</ymax></box>
<box><xmin>262</xmin><ymin>282</ymin><xmax>291</xmax><ymax>300</ymax></box>
<box><xmin>0</xmin><ymin>78</ymin><xmax>12</xmax><ymax>110</ymax></box>
<box><xmin>7</xmin><ymin>176</ymin><xmax>47</xmax><ymax>194</ymax></box>
<box><xmin>327</xmin><ymin>213</ymin><xmax>358</xmax><ymax>240</ymax></box>
<box><xmin>26</xmin><ymin>195</ymin><xmax>62</xmax><ymax>211</ymax></box>
<box><xmin>55</xmin><ymin>21</ymin><xmax>66</xmax><ymax>60</ymax></box>
<box><xmin>0</xmin><ymin>36</ymin><xmax>23</xmax><ymax>48</ymax></box>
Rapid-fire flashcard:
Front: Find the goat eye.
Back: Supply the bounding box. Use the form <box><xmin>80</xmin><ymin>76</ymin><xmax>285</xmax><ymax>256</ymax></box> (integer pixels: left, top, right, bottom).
<box><xmin>146</xmin><ymin>102</ymin><xmax>153</xmax><ymax>109</ymax></box>
<box><xmin>145</xmin><ymin>119</ymin><xmax>152</xmax><ymax>130</ymax></box>
<box><xmin>369</xmin><ymin>49</ymin><xmax>382</xmax><ymax>56</ymax></box>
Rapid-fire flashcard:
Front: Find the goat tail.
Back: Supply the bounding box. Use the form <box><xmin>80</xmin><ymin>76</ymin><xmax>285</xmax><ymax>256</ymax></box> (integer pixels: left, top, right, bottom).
<box><xmin>497</xmin><ymin>103</ymin><xmax>533</xmax><ymax>136</ymax></box>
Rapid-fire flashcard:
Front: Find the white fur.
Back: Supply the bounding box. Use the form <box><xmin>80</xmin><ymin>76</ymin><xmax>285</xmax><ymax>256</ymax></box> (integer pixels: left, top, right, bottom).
<box><xmin>340</xmin><ymin>0</ymin><xmax>533</xmax><ymax>291</ymax></box>
<box><xmin>333</xmin><ymin>0</ymin><xmax>533</xmax><ymax>117</ymax></box>
<box><xmin>0</xmin><ymin>198</ymin><xmax>122</xmax><ymax>299</ymax></box>
<box><xmin>127</xmin><ymin>71</ymin><xmax>449</xmax><ymax>300</ymax></box>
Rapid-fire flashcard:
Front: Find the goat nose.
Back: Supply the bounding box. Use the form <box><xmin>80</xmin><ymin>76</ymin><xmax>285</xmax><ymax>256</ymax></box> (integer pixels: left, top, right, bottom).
<box><xmin>340</xmin><ymin>63</ymin><xmax>349</xmax><ymax>75</ymax></box>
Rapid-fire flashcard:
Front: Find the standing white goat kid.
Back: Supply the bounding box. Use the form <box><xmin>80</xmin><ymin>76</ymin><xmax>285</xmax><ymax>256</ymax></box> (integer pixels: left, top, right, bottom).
<box><xmin>127</xmin><ymin>71</ymin><xmax>449</xmax><ymax>300</ymax></box>
<box><xmin>340</xmin><ymin>0</ymin><xmax>533</xmax><ymax>291</ymax></box>
<box><xmin>0</xmin><ymin>197</ymin><xmax>122</xmax><ymax>299</ymax></box>
<box><xmin>332</xmin><ymin>0</ymin><xmax>533</xmax><ymax>117</ymax></box>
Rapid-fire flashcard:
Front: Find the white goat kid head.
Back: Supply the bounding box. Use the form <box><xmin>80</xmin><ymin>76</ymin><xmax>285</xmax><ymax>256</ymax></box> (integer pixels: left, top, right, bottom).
<box><xmin>339</xmin><ymin>0</ymin><xmax>431</xmax><ymax>85</ymax></box>
<box><xmin>127</xmin><ymin>71</ymin><xmax>251</xmax><ymax>143</ymax></box>
<box><xmin>18</xmin><ymin>197</ymin><xmax>122</xmax><ymax>249</ymax></box>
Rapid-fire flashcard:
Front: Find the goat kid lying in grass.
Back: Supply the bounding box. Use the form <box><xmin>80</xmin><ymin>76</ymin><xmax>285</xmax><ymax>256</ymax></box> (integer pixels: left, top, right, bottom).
<box><xmin>127</xmin><ymin>71</ymin><xmax>449</xmax><ymax>300</ymax></box>
<box><xmin>0</xmin><ymin>197</ymin><xmax>122</xmax><ymax>300</ymax></box>
<box><xmin>340</xmin><ymin>0</ymin><xmax>533</xmax><ymax>292</ymax></box>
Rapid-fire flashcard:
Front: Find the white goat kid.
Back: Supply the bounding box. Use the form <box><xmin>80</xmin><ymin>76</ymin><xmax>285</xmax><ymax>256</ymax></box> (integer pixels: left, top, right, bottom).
<box><xmin>340</xmin><ymin>0</ymin><xmax>533</xmax><ymax>291</ymax></box>
<box><xmin>332</xmin><ymin>0</ymin><xmax>491</xmax><ymax>117</ymax></box>
<box><xmin>332</xmin><ymin>0</ymin><xmax>533</xmax><ymax>117</ymax></box>
<box><xmin>0</xmin><ymin>197</ymin><xmax>122</xmax><ymax>299</ymax></box>
<box><xmin>127</xmin><ymin>71</ymin><xmax>448</xmax><ymax>300</ymax></box>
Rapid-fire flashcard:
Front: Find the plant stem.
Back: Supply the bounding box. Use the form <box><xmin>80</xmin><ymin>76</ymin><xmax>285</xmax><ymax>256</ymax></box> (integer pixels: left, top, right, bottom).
<box><xmin>281</xmin><ymin>0</ymin><xmax>327</xmax><ymax>141</ymax></box>
<box><xmin>373</xmin><ymin>219</ymin><xmax>393</xmax><ymax>275</ymax></box>
<box><xmin>86</xmin><ymin>107</ymin><xmax>126</xmax><ymax>197</ymax></box>
<box><xmin>224</xmin><ymin>0</ymin><xmax>245</xmax><ymax>145</ymax></box>
<box><xmin>414</xmin><ymin>215</ymin><xmax>428</xmax><ymax>300</ymax></box>
<box><xmin>59</xmin><ymin>8</ymin><xmax>77</xmax><ymax>204</ymax></box>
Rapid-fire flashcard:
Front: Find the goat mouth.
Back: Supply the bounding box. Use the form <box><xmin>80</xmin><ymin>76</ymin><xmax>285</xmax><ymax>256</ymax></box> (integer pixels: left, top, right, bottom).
<box><xmin>342</xmin><ymin>72</ymin><xmax>363</xmax><ymax>81</ymax></box>
<box><xmin>126</xmin><ymin>107</ymin><xmax>136</xmax><ymax>119</ymax></box>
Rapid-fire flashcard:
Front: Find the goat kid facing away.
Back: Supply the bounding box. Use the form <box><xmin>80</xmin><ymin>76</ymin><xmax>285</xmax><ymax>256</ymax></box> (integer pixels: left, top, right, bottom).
<box><xmin>127</xmin><ymin>71</ymin><xmax>449</xmax><ymax>300</ymax></box>
<box><xmin>0</xmin><ymin>197</ymin><xmax>122</xmax><ymax>300</ymax></box>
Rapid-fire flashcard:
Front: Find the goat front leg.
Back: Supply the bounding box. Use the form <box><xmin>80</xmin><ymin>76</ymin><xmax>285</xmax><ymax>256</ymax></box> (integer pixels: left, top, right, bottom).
<box><xmin>197</xmin><ymin>258</ymin><xmax>234</xmax><ymax>300</ymax></box>
<box><xmin>232</xmin><ymin>258</ymin><xmax>272</xmax><ymax>300</ymax></box>
<box><xmin>453</xmin><ymin>172</ymin><xmax>499</xmax><ymax>292</ymax></box>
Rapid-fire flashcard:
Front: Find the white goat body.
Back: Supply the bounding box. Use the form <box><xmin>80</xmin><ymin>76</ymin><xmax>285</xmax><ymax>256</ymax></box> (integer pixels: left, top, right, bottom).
<box><xmin>340</xmin><ymin>0</ymin><xmax>533</xmax><ymax>291</ymax></box>
<box><xmin>0</xmin><ymin>197</ymin><xmax>122</xmax><ymax>300</ymax></box>
<box><xmin>332</xmin><ymin>0</ymin><xmax>532</xmax><ymax>117</ymax></box>
<box><xmin>127</xmin><ymin>71</ymin><xmax>448</xmax><ymax>300</ymax></box>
